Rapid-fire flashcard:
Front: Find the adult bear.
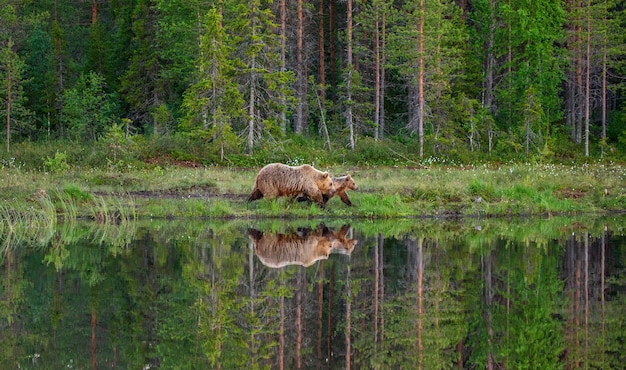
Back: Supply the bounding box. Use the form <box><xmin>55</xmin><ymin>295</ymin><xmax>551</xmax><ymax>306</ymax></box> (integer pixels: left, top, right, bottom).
<box><xmin>248</xmin><ymin>163</ymin><xmax>335</xmax><ymax>208</ymax></box>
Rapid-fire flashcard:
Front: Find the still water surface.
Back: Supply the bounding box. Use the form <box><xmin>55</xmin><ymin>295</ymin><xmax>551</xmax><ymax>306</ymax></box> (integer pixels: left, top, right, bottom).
<box><xmin>1</xmin><ymin>216</ymin><xmax>625</xmax><ymax>369</ymax></box>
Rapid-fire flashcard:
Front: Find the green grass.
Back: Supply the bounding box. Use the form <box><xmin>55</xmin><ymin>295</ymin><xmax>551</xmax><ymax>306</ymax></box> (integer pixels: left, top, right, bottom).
<box><xmin>2</xmin><ymin>162</ymin><xmax>626</xmax><ymax>222</ymax></box>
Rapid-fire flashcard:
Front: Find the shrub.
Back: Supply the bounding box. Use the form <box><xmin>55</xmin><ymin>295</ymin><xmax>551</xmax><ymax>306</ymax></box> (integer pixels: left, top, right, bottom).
<box><xmin>44</xmin><ymin>151</ymin><xmax>70</xmax><ymax>174</ymax></box>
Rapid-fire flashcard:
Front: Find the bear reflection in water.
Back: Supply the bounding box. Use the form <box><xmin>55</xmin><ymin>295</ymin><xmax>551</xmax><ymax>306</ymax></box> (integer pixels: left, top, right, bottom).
<box><xmin>249</xmin><ymin>224</ymin><xmax>357</xmax><ymax>268</ymax></box>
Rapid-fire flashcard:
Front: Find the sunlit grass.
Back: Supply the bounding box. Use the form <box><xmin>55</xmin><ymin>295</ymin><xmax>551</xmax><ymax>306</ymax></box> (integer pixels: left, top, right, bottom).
<box><xmin>1</xmin><ymin>162</ymin><xmax>626</xmax><ymax>220</ymax></box>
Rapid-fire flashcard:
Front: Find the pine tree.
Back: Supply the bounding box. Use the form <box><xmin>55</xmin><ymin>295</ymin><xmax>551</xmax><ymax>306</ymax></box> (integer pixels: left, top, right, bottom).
<box><xmin>119</xmin><ymin>0</ymin><xmax>166</xmax><ymax>136</ymax></box>
<box><xmin>496</xmin><ymin>0</ymin><xmax>566</xmax><ymax>155</ymax></box>
<box><xmin>61</xmin><ymin>72</ymin><xmax>118</xmax><ymax>141</ymax></box>
<box><xmin>1</xmin><ymin>38</ymin><xmax>31</xmax><ymax>152</ymax></box>
<box><xmin>24</xmin><ymin>24</ymin><xmax>55</xmax><ymax>139</ymax></box>
<box><xmin>0</xmin><ymin>2</ymin><xmax>32</xmax><ymax>152</ymax></box>
<box><xmin>181</xmin><ymin>7</ymin><xmax>242</xmax><ymax>161</ymax></box>
<box><xmin>388</xmin><ymin>0</ymin><xmax>468</xmax><ymax>156</ymax></box>
<box><xmin>227</xmin><ymin>0</ymin><xmax>293</xmax><ymax>154</ymax></box>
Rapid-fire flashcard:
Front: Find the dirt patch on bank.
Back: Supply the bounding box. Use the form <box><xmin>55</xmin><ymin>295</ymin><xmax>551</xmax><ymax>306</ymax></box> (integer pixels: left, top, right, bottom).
<box><xmin>96</xmin><ymin>186</ymin><xmax>248</xmax><ymax>201</ymax></box>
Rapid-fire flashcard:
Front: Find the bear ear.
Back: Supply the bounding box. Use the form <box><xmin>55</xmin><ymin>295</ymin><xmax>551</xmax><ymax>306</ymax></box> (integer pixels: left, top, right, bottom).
<box><xmin>322</xmin><ymin>172</ymin><xmax>329</xmax><ymax>178</ymax></box>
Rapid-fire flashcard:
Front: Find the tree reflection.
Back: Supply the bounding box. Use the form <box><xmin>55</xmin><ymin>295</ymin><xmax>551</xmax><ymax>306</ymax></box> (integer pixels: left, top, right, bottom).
<box><xmin>0</xmin><ymin>217</ymin><xmax>625</xmax><ymax>368</ymax></box>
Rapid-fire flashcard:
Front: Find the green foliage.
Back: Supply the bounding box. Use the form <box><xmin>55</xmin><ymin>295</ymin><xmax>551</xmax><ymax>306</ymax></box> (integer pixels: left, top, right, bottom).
<box><xmin>44</xmin><ymin>151</ymin><xmax>70</xmax><ymax>174</ymax></box>
<box><xmin>99</xmin><ymin>121</ymin><xmax>137</xmax><ymax>168</ymax></box>
<box><xmin>0</xmin><ymin>38</ymin><xmax>33</xmax><ymax>151</ymax></box>
<box><xmin>61</xmin><ymin>72</ymin><xmax>119</xmax><ymax>142</ymax></box>
<box><xmin>62</xmin><ymin>183</ymin><xmax>92</xmax><ymax>202</ymax></box>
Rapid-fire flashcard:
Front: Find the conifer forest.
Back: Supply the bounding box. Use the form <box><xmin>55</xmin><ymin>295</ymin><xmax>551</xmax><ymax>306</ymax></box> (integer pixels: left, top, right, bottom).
<box><xmin>1</xmin><ymin>0</ymin><xmax>625</xmax><ymax>162</ymax></box>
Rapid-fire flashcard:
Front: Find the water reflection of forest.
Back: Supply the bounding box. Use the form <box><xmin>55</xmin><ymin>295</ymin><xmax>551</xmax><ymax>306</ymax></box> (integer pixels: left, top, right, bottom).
<box><xmin>1</xmin><ymin>216</ymin><xmax>625</xmax><ymax>368</ymax></box>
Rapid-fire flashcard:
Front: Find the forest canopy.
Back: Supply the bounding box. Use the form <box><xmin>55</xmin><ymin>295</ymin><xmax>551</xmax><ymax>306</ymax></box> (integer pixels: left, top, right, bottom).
<box><xmin>1</xmin><ymin>0</ymin><xmax>625</xmax><ymax>163</ymax></box>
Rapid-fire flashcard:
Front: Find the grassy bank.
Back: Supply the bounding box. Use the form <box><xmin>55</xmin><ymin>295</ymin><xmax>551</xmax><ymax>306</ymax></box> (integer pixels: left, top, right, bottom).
<box><xmin>1</xmin><ymin>161</ymin><xmax>625</xmax><ymax>222</ymax></box>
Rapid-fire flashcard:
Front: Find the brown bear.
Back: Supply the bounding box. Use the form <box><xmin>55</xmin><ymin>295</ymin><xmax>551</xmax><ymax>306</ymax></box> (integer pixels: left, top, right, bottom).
<box><xmin>249</xmin><ymin>223</ymin><xmax>357</xmax><ymax>268</ymax></box>
<box><xmin>298</xmin><ymin>174</ymin><xmax>358</xmax><ymax>207</ymax></box>
<box><xmin>248</xmin><ymin>163</ymin><xmax>335</xmax><ymax>208</ymax></box>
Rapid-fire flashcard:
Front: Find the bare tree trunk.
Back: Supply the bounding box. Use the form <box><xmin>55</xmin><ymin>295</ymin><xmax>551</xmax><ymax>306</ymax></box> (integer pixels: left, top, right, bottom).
<box><xmin>346</xmin><ymin>0</ymin><xmax>355</xmax><ymax>150</ymax></box>
<box><xmin>91</xmin><ymin>0</ymin><xmax>98</xmax><ymax>24</ymax></box>
<box><xmin>248</xmin><ymin>50</ymin><xmax>257</xmax><ymax>154</ymax></box>
<box><xmin>248</xmin><ymin>80</ymin><xmax>256</xmax><ymax>154</ymax></box>
<box><xmin>329</xmin><ymin>0</ymin><xmax>336</xmax><ymax>89</ymax></box>
<box><xmin>379</xmin><ymin>10</ymin><xmax>386</xmax><ymax>140</ymax></box>
<box><xmin>576</xmin><ymin>0</ymin><xmax>583</xmax><ymax>144</ymax></box>
<box><xmin>484</xmin><ymin>0</ymin><xmax>496</xmax><ymax>114</ymax></box>
<box><xmin>584</xmin><ymin>0</ymin><xmax>591</xmax><ymax>157</ymax></box>
<box><xmin>374</xmin><ymin>13</ymin><xmax>381</xmax><ymax>140</ymax></box>
<box><xmin>153</xmin><ymin>90</ymin><xmax>159</xmax><ymax>137</ymax></box>
<box><xmin>314</xmin><ymin>86</ymin><xmax>332</xmax><ymax>150</ymax></box>
<box><xmin>295</xmin><ymin>0</ymin><xmax>306</xmax><ymax>134</ymax></box>
<box><xmin>601</xmin><ymin>29</ymin><xmax>607</xmax><ymax>141</ymax></box>
<box><xmin>6</xmin><ymin>54</ymin><xmax>11</xmax><ymax>153</ymax></box>
<box><xmin>417</xmin><ymin>0</ymin><xmax>425</xmax><ymax>158</ymax></box>
<box><xmin>318</xmin><ymin>0</ymin><xmax>325</xmax><ymax>102</ymax></box>
<box><xmin>280</xmin><ymin>0</ymin><xmax>287</xmax><ymax>134</ymax></box>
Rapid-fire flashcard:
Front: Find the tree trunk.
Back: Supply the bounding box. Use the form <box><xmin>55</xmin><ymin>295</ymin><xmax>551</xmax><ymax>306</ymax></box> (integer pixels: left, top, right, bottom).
<box><xmin>280</xmin><ymin>0</ymin><xmax>287</xmax><ymax>134</ymax></box>
<box><xmin>374</xmin><ymin>14</ymin><xmax>380</xmax><ymax>140</ymax></box>
<box><xmin>601</xmin><ymin>24</ymin><xmax>607</xmax><ymax>142</ymax></box>
<box><xmin>318</xmin><ymin>0</ymin><xmax>325</xmax><ymax>102</ymax></box>
<box><xmin>418</xmin><ymin>0</ymin><xmax>425</xmax><ymax>158</ymax></box>
<box><xmin>92</xmin><ymin>0</ymin><xmax>98</xmax><ymax>24</ymax></box>
<box><xmin>248</xmin><ymin>77</ymin><xmax>256</xmax><ymax>154</ymax></box>
<box><xmin>576</xmin><ymin>0</ymin><xmax>583</xmax><ymax>144</ymax></box>
<box><xmin>6</xmin><ymin>54</ymin><xmax>11</xmax><ymax>153</ymax></box>
<box><xmin>380</xmin><ymin>9</ymin><xmax>386</xmax><ymax>140</ymax></box>
<box><xmin>329</xmin><ymin>0</ymin><xmax>336</xmax><ymax>89</ymax></box>
<box><xmin>346</xmin><ymin>0</ymin><xmax>355</xmax><ymax>150</ymax></box>
<box><xmin>584</xmin><ymin>0</ymin><xmax>590</xmax><ymax>157</ymax></box>
<box><xmin>484</xmin><ymin>0</ymin><xmax>496</xmax><ymax>114</ymax></box>
<box><xmin>295</xmin><ymin>0</ymin><xmax>306</xmax><ymax>134</ymax></box>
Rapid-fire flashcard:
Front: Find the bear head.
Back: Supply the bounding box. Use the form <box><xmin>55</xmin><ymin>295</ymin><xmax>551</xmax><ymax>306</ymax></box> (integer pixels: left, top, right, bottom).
<box><xmin>317</xmin><ymin>172</ymin><xmax>336</xmax><ymax>196</ymax></box>
<box><xmin>343</xmin><ymin>175</ymin><xmax>358</xmax><ymax>191</ymax></box>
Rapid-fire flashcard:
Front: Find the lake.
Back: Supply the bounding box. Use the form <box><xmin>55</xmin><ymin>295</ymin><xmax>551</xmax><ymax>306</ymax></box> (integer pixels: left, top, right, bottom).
<box><xmin>1</xmin><ymin>215</ymin><xmax>625</xmax><ymax>369</ymax></box>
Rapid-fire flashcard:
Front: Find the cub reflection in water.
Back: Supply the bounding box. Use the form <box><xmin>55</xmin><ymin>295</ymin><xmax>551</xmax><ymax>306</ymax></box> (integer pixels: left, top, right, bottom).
<box><xmin>249</xmin><ymin>224</ymin><xmax>357</xmax><ymax>268</ymax></box>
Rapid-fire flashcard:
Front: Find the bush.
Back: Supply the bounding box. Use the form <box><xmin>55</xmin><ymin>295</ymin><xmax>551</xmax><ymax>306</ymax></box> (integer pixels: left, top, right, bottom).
<box><xmin>44</xmin><ymin>151</ymin><xmax>70</xmax><ymax>174</ymax></box>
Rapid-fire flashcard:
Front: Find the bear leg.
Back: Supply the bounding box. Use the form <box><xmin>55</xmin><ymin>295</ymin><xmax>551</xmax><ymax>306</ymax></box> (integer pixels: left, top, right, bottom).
<box><xmin>338</xmin><ymin>191</ymin><xmax>352</xmax><ymax>206</ymax></box>
<box><xmin>248</xmin><ymin>188</ymin><xmax>264</xmax><ymax>202</ymax></box>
